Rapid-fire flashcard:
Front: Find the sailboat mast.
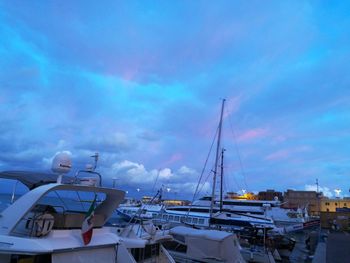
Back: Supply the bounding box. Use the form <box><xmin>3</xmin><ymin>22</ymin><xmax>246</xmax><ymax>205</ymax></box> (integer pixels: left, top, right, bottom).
<box><xmin>209</xmin><ymin>99</ymin><xmax>225</xmax><ymax>219</ymax></box>
<box><xmin>220</xmin><ymin>148</ymin><xmax>225</xmax><ymax>212</ymax></box>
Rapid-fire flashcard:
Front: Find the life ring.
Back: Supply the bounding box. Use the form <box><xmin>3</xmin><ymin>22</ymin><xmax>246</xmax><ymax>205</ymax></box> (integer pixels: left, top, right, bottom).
<box><xmin>34</xmin><ymin>213</ymin><xmax>54</xmax><ymax>237</ymax></box>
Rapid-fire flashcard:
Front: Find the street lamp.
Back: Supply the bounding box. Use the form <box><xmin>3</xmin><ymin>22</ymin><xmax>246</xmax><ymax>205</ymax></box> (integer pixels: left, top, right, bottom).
<box><xmin>334</xmin><ymin>189</ymin><xmax>341</xmax><ymax>198</ymax></box>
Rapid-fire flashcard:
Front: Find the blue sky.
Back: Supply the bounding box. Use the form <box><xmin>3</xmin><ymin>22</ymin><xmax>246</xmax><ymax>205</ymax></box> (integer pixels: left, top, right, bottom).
<box><xmin>1</xmin><ymin>1</ymin><xmax>350</xmax><ymax>199</ymax></box>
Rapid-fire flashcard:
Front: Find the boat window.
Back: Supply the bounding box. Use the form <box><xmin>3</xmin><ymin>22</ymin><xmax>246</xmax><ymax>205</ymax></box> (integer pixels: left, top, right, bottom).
<box><xmin>198</xmin><ymin>219</ymin><xmax>204</xmax><ymax>224</ymax></box>
<box><xmin>186</xmin><ymin>217</ymin><xmax>192</xmax><ymax>223</ymax></box>
<box><xmin>38</xmin><ymin>190</ymin><xmax>107</xmax><ymax>214</ymax></box>
<box><xmin>162</xmin><ymin>214</ymin><xmax>167</xmax><ymax>220</ymax></box>
<box><xmin>168</xmin><ymin>215</ymin><xmax>174</xmax><ymax>221</ymax></box>
<box><xmin>152</xmin><ymin>213</ymin><xmax>157</xmax><ymax>218</ymax></box>
<box><xmin>0</xmin><ymin>179</ymin><xmax>30</xmax><ymax>210</ymax></box>
<box><xmin>192</xmin><ymin>218</ymin><xmax>198</xmax><ymax>224</ymax></box>
<box><xmin>174</xmin><ymin>216</ymin><xmax>180</xmax><ymax>221</ymax></box>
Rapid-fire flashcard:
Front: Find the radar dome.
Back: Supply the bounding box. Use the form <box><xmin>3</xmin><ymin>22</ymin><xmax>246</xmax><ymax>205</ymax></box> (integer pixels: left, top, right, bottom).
<box><xmin>51</xmin><ymin>152</ymin><xmax>72</xmax><ymax>174</ymax></box>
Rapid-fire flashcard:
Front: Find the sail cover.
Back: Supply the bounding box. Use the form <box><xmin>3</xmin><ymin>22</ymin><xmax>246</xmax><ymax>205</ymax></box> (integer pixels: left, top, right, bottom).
<box><xmin>52</xmin><ymin>247</ymin><xmax>116</xmax><ymax>263</ymax></box>
<box><xmin>169</xmin><ymin>226</ymin><xmax>244</xmax><ymax>263</ymax></box>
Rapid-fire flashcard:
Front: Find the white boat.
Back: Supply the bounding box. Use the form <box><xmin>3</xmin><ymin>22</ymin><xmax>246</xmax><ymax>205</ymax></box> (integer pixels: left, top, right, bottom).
<box><xmin>0</xmin><ymin>153</ymin><xmax>174</xmax><ymax>263</ymax></box>
<box><xmin>118</xmin><ymin>203</ymin><xmax>275</xmax><ymax>230</ymax></box>
<box><xmin>191</xmin><ymin>196</ymin><xmax>308</xmax><ymax>226</ymax></box>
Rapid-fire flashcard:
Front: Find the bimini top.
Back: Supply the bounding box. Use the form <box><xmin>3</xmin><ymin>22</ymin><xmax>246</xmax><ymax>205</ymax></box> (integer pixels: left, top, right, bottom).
<box><xmin>0</xmin><ymin>170</ymin><xmax>74</xmax><ymax>189</ymax></box>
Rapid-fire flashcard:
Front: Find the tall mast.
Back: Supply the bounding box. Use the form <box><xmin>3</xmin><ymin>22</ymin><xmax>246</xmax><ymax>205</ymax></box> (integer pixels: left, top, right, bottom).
<box><xmin>209</xmin><ymin>99</ymin><xmax>225</xmax><ymax>219</ymax></box>
<box><xmin>220</xmin><ymin>148</ymin><xmax>225</xmax><ymax>212</ymax></box>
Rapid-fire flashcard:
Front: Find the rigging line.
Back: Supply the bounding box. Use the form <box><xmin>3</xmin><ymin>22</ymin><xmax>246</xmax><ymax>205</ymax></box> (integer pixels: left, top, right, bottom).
<box><xmin>225</xmin><ymin>155</ymin><xmax>243</xmax><ymax>192</ymax></box>
<box><xmin>227</xmin><ymin>111</ymin><xmax>249</xmax><ymax>191</ymax></box>
<box><xmin>185</xmin><ymin>125</ymin><xmax>219</xmax><ymax>219</ymax></box>
<box><xmin>196</xmin><ymin>166</ymin><xmax>215</xmax><ymax>198</ymax></box>
<box><xmin>151</xmin><ymin>169</ymin><xmax>161</xmax><ymax>193</ymax></box>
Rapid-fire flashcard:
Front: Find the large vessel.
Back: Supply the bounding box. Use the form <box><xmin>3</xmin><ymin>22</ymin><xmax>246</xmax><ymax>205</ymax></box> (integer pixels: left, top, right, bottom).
<box><xmin>0</xmin><ymin>153</ymin><xmax>174</xmax><ymax>263</ymax></box>
<box><xmin>189</xmin><ymin>196</ymin><xmax>309</xmax><ymax>226</ymax></box>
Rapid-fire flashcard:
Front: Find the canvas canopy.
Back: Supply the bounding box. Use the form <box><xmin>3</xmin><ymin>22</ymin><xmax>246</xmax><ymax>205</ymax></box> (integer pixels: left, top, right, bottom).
<box><xmin>169</xmin><ymin>226</ymin><xmax>244</xmax><ymax>263</ymax></box>
<box><xmin>0</xmin><ymin>171</ymin><xmax>74</xmax><ymax>189</ymax></box>
<box><xmin>52</xmin><ymin>247</ymin><xmax>116</xmax><ymax>263</ymax></box>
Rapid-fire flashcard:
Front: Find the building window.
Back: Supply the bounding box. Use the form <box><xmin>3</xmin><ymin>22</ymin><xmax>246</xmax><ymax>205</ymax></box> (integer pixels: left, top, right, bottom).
<box><xmin>326</xmin><ymin>208</ymin><xmax>329</xmax><ymax>212</ymax></box>
<box><xmin>344</xmin><ymin>203</ymin><xmax>347</xmax><ymax>207</ymax></box>
<box><xmin>335</xmin><ymin>203</ymin><xmax>338</xmax><ymax>206</ymax></box>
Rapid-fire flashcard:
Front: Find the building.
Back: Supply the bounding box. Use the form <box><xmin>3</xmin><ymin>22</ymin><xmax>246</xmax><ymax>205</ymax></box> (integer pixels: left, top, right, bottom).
<box><xmin>320</xmin><ymin>198</ymin><xmax>350</xmax><ymax>230</ymax></box>
<box><xmin>163</xmin><ymin>199</ymin><xmax>191</xmax><ymax>206</ymax></box>
<box><xmin>321</xmin><ymin>198</ymin><xmax>350</xmax><ymax>212</ymax></box>
<box><xmin>226</xmin><ymin>191</ymin><xmax>258</xmax><ymax>200</ymax></box>
<box><xmin>257</xmin><ymin>189</ymin><xmax>283</xmax><ymax>201</ymax></box>
<box><xmin>283</xmin><ymin>189</ymin><xmax>322</xmax><ymax>216</ymax></box>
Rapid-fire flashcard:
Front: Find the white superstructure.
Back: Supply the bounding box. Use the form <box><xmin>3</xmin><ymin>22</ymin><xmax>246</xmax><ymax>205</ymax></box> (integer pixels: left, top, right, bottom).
<box><xmin>192</xmin><ymin>196</ymin><xmax>308</xmax><ymax>225</ymax></box>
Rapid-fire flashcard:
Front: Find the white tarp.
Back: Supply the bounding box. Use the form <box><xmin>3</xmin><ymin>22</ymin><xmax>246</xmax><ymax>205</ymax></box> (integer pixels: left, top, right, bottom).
<box><xmin>52</xmin><ymin>247</ymin><xmax>116</xmax><ymax>263</ymax></box>
<box><xmin>169</xmin><ymin>226</ymin><xmax>244</xmax><ymax>263</ymax></box>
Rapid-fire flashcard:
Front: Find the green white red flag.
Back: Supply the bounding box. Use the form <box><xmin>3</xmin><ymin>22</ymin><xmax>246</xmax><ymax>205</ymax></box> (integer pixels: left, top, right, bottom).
<box><xmin>81</xmin><ymin>194</ymin><xmax>97</xmax><ymax>245</ymax></box>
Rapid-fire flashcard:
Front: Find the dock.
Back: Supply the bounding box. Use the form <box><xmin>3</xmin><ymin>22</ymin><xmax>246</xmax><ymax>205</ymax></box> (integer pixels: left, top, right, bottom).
<box><xmin>313</xmin><ymin>231</ymin><xmax>350</xmax><ymax>263</ymax></box>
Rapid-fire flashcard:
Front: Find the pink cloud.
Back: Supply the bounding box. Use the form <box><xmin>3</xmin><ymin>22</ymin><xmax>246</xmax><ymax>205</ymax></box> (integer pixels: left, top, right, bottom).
<box><xmin>238</xmin><ymin>128</ymin><xmax>268</xmax><ymax>142</ymax></box>
<box><xmin>161</xmin><ymin>153</ymin><xmax>183</xmax><ymax>167</ymax></box>
<box><xmin>266</xmin><ymin>146</ymin><xmax>312</xmax><ymax>161</ymax></box>
<box><xmin>266</xmin><ymin>149</ymin><xmax>290</xmax><ymax>160</ymax></box>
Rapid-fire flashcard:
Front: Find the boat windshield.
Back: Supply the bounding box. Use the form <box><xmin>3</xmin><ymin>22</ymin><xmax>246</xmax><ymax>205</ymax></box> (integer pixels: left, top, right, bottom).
<box><xmin>38</xmin><ymin>189</ymin><xmax>106</xmax><ymax>213</ymax></box>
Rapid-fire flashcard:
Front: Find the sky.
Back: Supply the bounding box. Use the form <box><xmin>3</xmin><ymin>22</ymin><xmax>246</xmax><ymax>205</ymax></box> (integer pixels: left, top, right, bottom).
<box><xmin>0</xmin><ymin>1</ymin><xmax>350</xmax><ymax>199</ymax></box>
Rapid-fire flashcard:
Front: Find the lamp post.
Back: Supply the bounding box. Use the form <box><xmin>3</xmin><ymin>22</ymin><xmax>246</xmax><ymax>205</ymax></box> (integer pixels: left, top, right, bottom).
<box><xmin>334</xmin><ymin>189</ymin><xmax>341</xmax><ymax>198</ymax></box>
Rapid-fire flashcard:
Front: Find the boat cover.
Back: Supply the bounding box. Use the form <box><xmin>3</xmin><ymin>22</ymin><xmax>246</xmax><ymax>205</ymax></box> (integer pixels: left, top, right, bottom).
<box><xmin>0</xmin><ymin>171</ymin><xmax>74</xmax><ymax>189</ymax></box>
<box><xmin>52</xmin><ymin>247</ymin><xmax>116</xmax><ymax>263</ymax></box>
<box><xmin>169</xmin><ymin>226</ymin><xmax>244</xmax><ymax>263</ymax></box>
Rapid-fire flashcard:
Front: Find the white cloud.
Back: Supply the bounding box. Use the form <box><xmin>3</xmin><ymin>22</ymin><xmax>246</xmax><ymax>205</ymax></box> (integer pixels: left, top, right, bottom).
<box><xmin>304</xmin><ymin>184</ymin><xmax>334</xmax><ymax>198</ymax></box>
<box><xmin>178</xmin><ymin>165</ymin><xmax>197</xmax><ymax>175</ymax></box>
<box><xmin>105</xmin><ymin>160</ymin><xmax>205</xmax><ymax>196</ymax></box>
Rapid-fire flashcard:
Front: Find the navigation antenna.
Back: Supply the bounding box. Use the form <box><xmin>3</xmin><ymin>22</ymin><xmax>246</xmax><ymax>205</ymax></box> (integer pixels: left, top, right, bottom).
<box><xmin>91</xmin><ymin>152</ymin><xmax>99</xmax><ymax>171</ymax></box>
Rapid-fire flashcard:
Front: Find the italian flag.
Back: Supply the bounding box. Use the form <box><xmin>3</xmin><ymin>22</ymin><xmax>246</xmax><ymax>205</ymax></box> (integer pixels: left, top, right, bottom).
<box><xmin>81</xmin><ymin>195</ymin><xmax>97</xmax><ymax>245</ymax></box>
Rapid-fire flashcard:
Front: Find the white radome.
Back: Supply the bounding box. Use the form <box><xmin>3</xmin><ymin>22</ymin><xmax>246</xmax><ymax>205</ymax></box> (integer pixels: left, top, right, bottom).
<box><xmin>51</xmin><ymin>152</ymin><xmax>72</xmax><ymax>174</ymax></box>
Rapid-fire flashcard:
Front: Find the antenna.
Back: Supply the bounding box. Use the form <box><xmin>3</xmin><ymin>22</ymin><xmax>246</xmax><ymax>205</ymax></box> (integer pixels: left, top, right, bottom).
<box><xmin>316</xmin><ymin>178</ymin><xmax>319</xmax><ymax>193</ymax></box>
<box><xmin>91</xmin><ymin>152</ymin><xmax>99</xmax><ymax>171</ymax></box>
